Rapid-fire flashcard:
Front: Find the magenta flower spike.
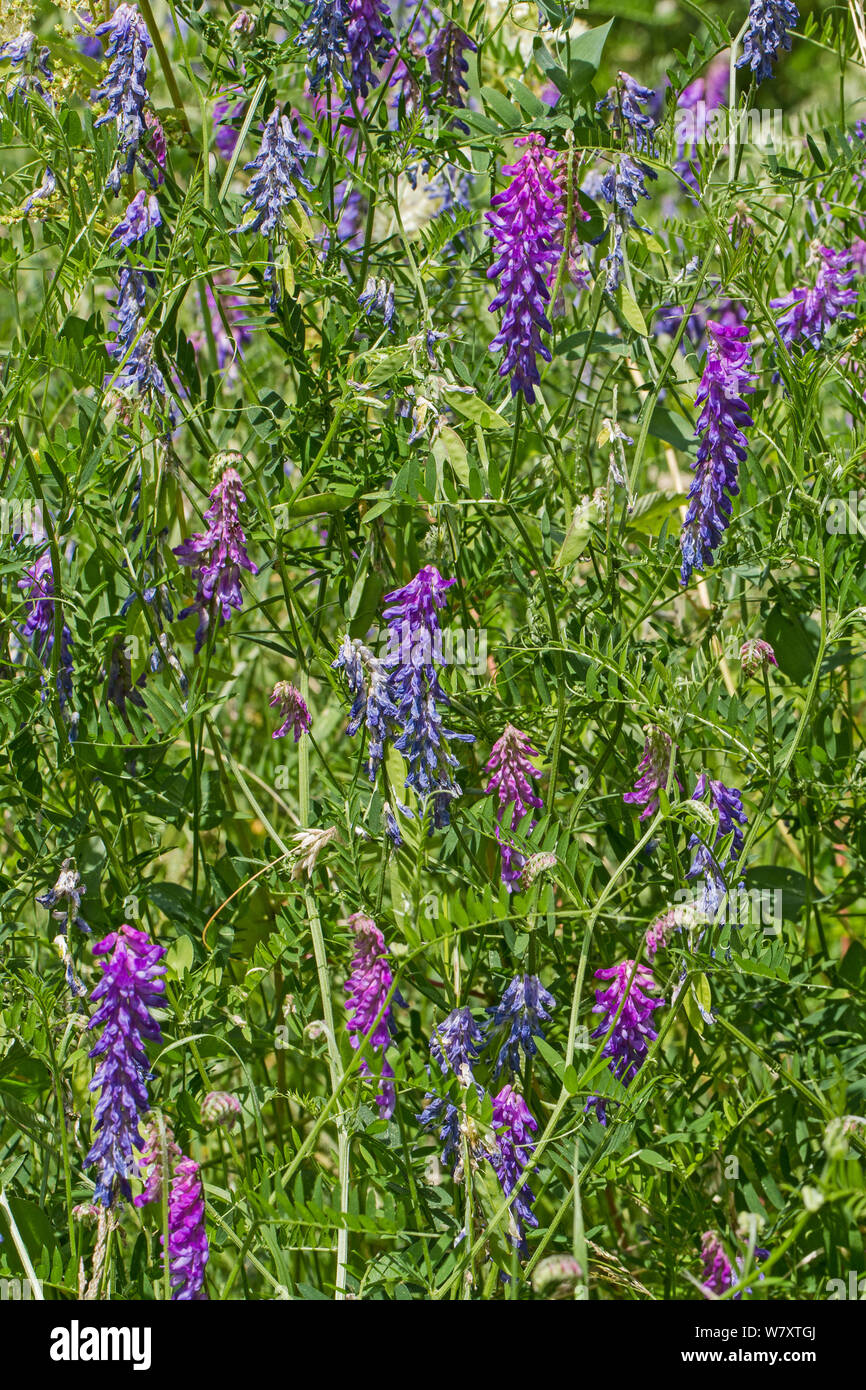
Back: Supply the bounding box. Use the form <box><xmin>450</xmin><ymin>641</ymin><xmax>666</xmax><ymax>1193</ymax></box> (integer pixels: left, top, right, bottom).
<box><xmin>484</xmin><ymin>725</ymin><xmax>544</xmax><ymax>890</ymax></box>
<box><xmin>344</xmin><ymin>912</ymin><xmax>395</xmax><ymax>1117</ymax></box>
<box><xmin>486</xmin><ymin>134</ymin><xmax>564</xmax><ymax>403</ymax></box>
<box><xmin>174</xmin><ymin>465</ymin><xmax>258</xmax><ymax>652</ymax></box>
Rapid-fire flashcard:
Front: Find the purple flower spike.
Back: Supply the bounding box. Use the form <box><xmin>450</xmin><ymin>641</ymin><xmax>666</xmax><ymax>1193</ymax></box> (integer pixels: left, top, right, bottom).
<box><xmin>270</xmin><ymin>681</ymin><xmax>311</xmax><ymax>740</ymax></box>
<box><xmin>488</xmin><ymin>975</ymin><xmax>556</xmax><ymax>1079</ymax></box>
<box><xmin>167</xmin><ymin>1158</ymin><xmax>209</xmax><ymax>1300</ymax></box>
<box><xmin>382</xmin><ymin>565</ymin><xmax>474</xmax><ymax>831</ymax></box>
<box><xmin>484</xmin><ymin>725</ymin><xmax>544</xmax><ymax>890</ymax></box>
<box><xmin>344</xmin><ymin>913</ymin><xmax>395</xmax><ymax>1117</ymax></box>
<box><xmin>346</xmin><ymin>0</ymin><xmax>394</xmax><ymax>98</ymax></box>
<box><xmin>233</xmin><ymin>108</ymin><xmax>313</xmax><ymax>310</ymax></box>
<box><xmin>426</xmin><ymin>21</ymin><xmax>476</xmax><ymax>120</ymax></box>
<box><xmin>700</xmin><ymin>1231</ymin><xmax>735</xmax><ymax>1295</ymax></box>
<box><xmin>687</xmin><ymin>775</ymin><xmax>749</xmax><ymax>917</ymax></box>
<box><xmin>486</xmin><ymin>134</ymin><xmax>564</xmax><ymax>402</ymax></box>
<box><xmin>85</xmin><ymin>924</ymin><xmax>167</xmax><ymax>1205</ymax></box>
<box><xmin>298</xmin><ymin>0</ymin><xmax>350</xmax><ymax>95</ymax></box>
<box><xmin>111</xmin><ymin>189</ymin><xmax>161</xmax><ymax>247</ymax></box>
<box><xmin>680</xmin><ymin>316</ymin><xmax>755</xmax><ymax>585</ymax></box>
<box><xmin>586</xmin><ymin>960</ymin><xmax>664</xmax><ymax>1124</ymax></box>
<box><xmin>94</xmin><ymin>4</ymin><xmax>153</xmax><ymax>192</ymax></box>
<box><xmin>418</xmin><ymin>1095</ymin><xmax>461</xmax><ymax>1167</ymax></box>
<box><xmin>623</xmin><ymin>724</ymin><xmax>677</xmax><ymax>820</ymax></box>
<box><xmin>489</xmin><ymin>1085</ymin><xmax>539</xmax><ymax>1252</ymax></box>
<box><xmin>737</xmin><ymin>0</ymin><xmax>799</xmax><ymax>85</ymax></box>
<box><xmin>332</xmin><ymin>634</ymin><xmax>399</xmax><ymax>781</ymax></box>
<box><xmin>19</xmin><ymin>550</ymin><xmax>75</xmax><ymax>724</ymax></box>
<box><xmin>173</xmin><ymin>465</ymin><xmax>258</xmax><ymax>653</ymax></box>
<box><xmin>431</xmin><ymin>1006</ymin><xmax>486</xmax><ymax>1088</ymax></box>
<box><xmin>772</xmin><ymin>245</ymin><xmax>858</xmax><ymax>351</ymax></box>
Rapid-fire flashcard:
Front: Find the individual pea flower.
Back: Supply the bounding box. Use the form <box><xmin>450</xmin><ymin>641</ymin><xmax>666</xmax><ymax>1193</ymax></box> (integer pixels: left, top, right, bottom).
<box><xmin>596</xmin><ymin>71</ymin><xmax>656</xmax><ymax>152</ymax></box>
<box><xmin>736</xmin><ymin>0</ymin><xmax>799</xmax><ymax>85</ymax></box>
<box><xmin>740</xmin><ymin>637</ymin><xmax>777</xmax><ymax>677</ymax></box>
<box><xmin>484</xmin><ymin>725</ymin><xmax>544</xmax><ymax>891</ymax></box>
<box><xmin>233</xmin><ymin>107</ymin><xmax>313</xmax><ymax>310</ymax></box>
<box><xmin>173</xmin><ymin>464</ymin><xmax>258</xmax><ymax>653</ymax></box>
<box><xmin>289</xmin><ymin>825</ymin><xmax>342</xmax><ymax>879</ymax></box>
<box><xmin>358</xmin><ymin>275</ymin><xmax>396</xmax><ymax>331</ymax></box>
<box><xmin>298</xmin><ymin>0</ymin><xmax>350</xmax><ymax>95</ymax></box>
<box><xmin>680</xmin><ymin>316</ymin><xmax>755</xmax><ymax>585</ymax></box>
<box><xmin>586</xmin><ymin>960</ymin><xmax>664</xmax><ymax>1124</ymax></box>
<box><xmin>111</xmin><ymin>189</ymin><xmax>161</xmax><ymax>248</ymax></box>
<box><xmin>0</xmin><ymin>29</ymin><xmax>53</xmax><ymax>100</ymax></box>
<box><xmin>426</xmin><ymin>21</ymin><xmax>476</xmax><ymax>125</ymax></box>
<box><xmin>430</xmin><ymin>1007</ymin><xmax>487</xmax><ymax>1089</ymax></box>
<box><xmin>85</xmin><ymin>924</ymin><xmax>167</xmax><ymax>1205</ymax></box>
<box><xmin>344</xmin><ymin>912</ymin><xmax>396</xmax><ymax>1117</ymax></box>
<box><xmin>37</xmin><ymin>858</ymin><xmax>89</xmax><ymax>935</ymax></box>
<box><xmin>346</xmin><ymin>0</ymin><xmax>394</xmax><ymax>98</ymax></box>
<box><xmin>21</xmin><ymin>166</ymin><xmax>56</xmax><ymax>216</ymax></box>
<box><xmin>623</xmin><ymin>724</ymin><xmax>677</xmax><ymax>821</ymax></box>
<box><xmin>331</xmin><ymin>633</ymin><xmax>399</xmax><ymax>781</ymax></box>
<box><xmin>200</xmin><ymin>1091</ymin><xmax>242</xmax><ymax>1130</ymax></box>
<box><xmin>94</xmin><ymin>4</ymin><xmax>153</xmax><ymax>192</ymax></box>
<box><xmin>269</xmin><ymin>681</ymin><xmax>311</xmax><ymax>741</ymax></box>
<box><xmin>166</xmin><ymin>1158</ymin><xmax>209</xmax><ymax>1300</ymax></box>
<box><xmin>488</xmin><ymin>1085</ymin><xmax>539</xmax><ymax>1252</ymax></box>
<box><xmin>487</xmin><ymin>975</ymin><xmax>556</xmax><ymax>1079</ymax></box>
<box><xmin>382</xmin><ymin>565</ymin><xmax>474</xmax><ymax>831</ymax></box>
<box><xmin>486</xmin><ymin>134</ymin><xmax>564</xmax><ymax>402</ymax></box>
<box><xmin>771</xmin><ymin>245</ymin><xmax>858</xmax><ymax>351</ymax></box>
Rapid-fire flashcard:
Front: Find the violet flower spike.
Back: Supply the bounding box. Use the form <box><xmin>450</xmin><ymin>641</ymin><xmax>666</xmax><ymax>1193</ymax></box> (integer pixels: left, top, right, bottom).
<box><xmin>487</xmin><ymin>975</ymin><xmax>556</xmax><ymax>1079</ymax></box>
<box><xmin>111</xmin><ymin>189</ymin><xmax>161</xmax><ymax>248</ymax></box>
<box><xmin>298</xmin><ymin>0</ymin><xmax>351</xmax><ymax>95</ymax></box>
<box><xmin>346</xmin><ymin>0</ymin><xmax>394</xmax><ymax>98</ymax></box>
<box><xmin>771</xmin><ymin>245</ymin><xmax>858</xmax><ymax>351</ymax></box>
<box><xmin>331</xmin><ymin>633</ymin><xmax>399</xmax><ymax>781</ymax></box>
<box><xmin>426</xmin><ymin>21</ymin><xmax>476</xmax><ymax>123</ymax></box>
<box><xmin>233</xmin><ymin>108</ymin><xmax>313</xmax><ymax>310</ymax></box>
<box><xmin>166</xmin><ymin>1158</ymin><xmax>209</xmax><ymax>1300</ymax></box>
<box><xmin>488</xmin><ymin>1085</ymin><xmax>539</xmax><ymax>1252</ymax></box>
<box><xmin>344</xmin><ymin>913</ymin><xmax>396</xmax><ymax>1117</ymax></box>
<box><xmin>484</xmin><ymin>724</ymin><xmax>544</xmax><ymax>890</ymax></box>
<box><xmin>687</xmin><ymin>775</ymin><xmax>749</xmax><ymax>919</ymax></box>
<box><xmin>382</xmin><ymin>565</ymin><xmax>474</xmax><ymax>831</ymax></box>
<box><xmin>430</xmin><ymin>1006</ymin><xmax>486</xmax><ymax>1089</ymax></box>
<box><xmin>736</xmin><ymin>0</ymin><xmax>799</xmax><ymax>85</ymax></box>
<box><xmin>486</xmin><ymin>134</ymin><xmax>564</xmax><ymax>403</ymax></box>
<box><xmin>269</xmin><ymin>681</ymin><xmax>311</xmax><ymax>741</ymax></box>
<box><xmin>586</xmin><ymin>960</ymin><xmax>664</xmax><ymax>1124</ymax></box>
<box><xmin>18</xmin><ymin>550</ymin><xmax>75</xmax><ymax>725</ymax></box>
<box><xmin>85</xmin><ymin>924</ymin><xmax>167</xmax><ymax>1205</ymax></box>
<box><xmin>173</xmin><ymin>466</ymin><xmax>258</xmax><ymax>653</ymax></box>
<box><xmin>94</xmin><ymin>4</ymin><xmax>153</xmax><ymax>192</ymax></box>
<box><xmin>680</xmin><ymin>316</ymin><xmax>755</xmax><ymax>585</ymax></box>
